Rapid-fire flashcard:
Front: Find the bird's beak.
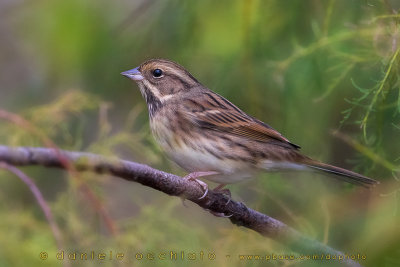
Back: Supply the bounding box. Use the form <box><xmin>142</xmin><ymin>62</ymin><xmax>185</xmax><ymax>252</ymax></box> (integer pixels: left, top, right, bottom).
<box><xmin>121</xmin><ymin>67</ymin><xmax>144</xmax><ymax>81</ymax></box>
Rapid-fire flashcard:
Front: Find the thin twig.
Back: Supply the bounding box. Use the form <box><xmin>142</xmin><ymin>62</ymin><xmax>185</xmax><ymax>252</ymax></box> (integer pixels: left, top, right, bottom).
<box><xmin>332</xmin><ymin>130</ymin><xmax>399</xmax><ymax>172</ymax></box>
<box><xmin>360</xmin><ymin>48</ymin><xmax>400</xmax><ymax>139</ymax></box>
<box><xmin>0</xmin><ymin>162</ymin><xmax>63</xmax><ymax>248</ymax></box>
<box><xmin>0</xmin><ymin>145</ymin><xmax>363</xmax><ymax>267</ymax></box>
<box><xmin>0</xmin><ymin>109</ymin><xmax>118</xmax><ymax>235</ymax></box>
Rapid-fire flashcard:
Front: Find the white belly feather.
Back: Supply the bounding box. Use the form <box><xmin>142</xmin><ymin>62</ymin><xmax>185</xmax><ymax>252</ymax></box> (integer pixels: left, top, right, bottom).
<box><xmin>167</xmin><ymin>143</ymin><xmax>256</xmax><ymax>184</ymax></box>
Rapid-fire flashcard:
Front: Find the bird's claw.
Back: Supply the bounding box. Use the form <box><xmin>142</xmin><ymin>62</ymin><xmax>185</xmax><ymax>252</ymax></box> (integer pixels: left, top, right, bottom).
<box><xmin>183</xmin><ymin>171</ymin><xmax>217</xmax><ymax>200</ymax></box>
<box><xmin>205</xmin><ymin>209</ymin><xmax>233</xmax><ymax>218</ymax></box>
<box><xmin>213</xmin><ymin>184</ymin><xmax>231</xmax><ymax>205</ymax></box>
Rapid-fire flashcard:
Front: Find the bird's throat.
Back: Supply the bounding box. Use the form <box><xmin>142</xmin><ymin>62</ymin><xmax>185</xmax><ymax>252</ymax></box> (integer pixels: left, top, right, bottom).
<box><xmin>137</xmin><ymin>83</ymin><xmax>163</xmax><ymax>117</ymax></box>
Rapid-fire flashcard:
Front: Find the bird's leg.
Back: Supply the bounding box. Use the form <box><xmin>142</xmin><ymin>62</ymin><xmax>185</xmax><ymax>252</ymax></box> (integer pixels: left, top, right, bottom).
<box><xmin>205</xmin><ymin>187</ymin><xmax>233</xmax><ymax>217</ymax></box>
<box><xmin>213</xmin><ymin>184</ymin><xmax>226</xmax><ymax>191</ymax></box>
<box><xmin>206</xmin><ymin>183</ymin><xmax>232</xmax><ymax>217</ymax></box>
<box><xmin>182</xmin><ymin>171</ymin><xmax>219</xmax><ymax>199</ymax></box>
<box><xmin>181</xmin><ymin>172</ymin><xmax>232</xmax><ymax>218</ymax></box>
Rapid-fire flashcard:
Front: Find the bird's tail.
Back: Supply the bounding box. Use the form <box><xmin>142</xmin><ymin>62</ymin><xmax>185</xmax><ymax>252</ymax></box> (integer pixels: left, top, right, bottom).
<box><xmin>301</xmin><ymin>159</ymin><xmax>379</xmax><ymax>188</ymax></box>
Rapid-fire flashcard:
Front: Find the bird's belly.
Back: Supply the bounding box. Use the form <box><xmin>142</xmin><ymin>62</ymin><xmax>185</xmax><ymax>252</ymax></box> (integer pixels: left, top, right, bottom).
<box><xmin>150</xmin><ymin>117</ymin><xmax>256</xmax><ymax>184</ymax></box>
<box><xmin>166</xmin><ymin>144</ymin><xmax>255</xmax><ymax>184</ymax></box>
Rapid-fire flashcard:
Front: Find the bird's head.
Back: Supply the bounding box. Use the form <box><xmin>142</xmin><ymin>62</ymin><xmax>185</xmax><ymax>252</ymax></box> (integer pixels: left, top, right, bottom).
<box><xmin>121</xmin><ymin>59</ymin><xmax>200</xmax><ymax>107</ymax></box>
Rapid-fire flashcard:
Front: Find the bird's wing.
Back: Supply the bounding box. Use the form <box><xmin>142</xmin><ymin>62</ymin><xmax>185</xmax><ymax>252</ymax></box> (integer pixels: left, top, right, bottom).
<box><xmin>181</xmin><ymin>91</ymin><xmax>300</xmax><ymax>149</ymax></box>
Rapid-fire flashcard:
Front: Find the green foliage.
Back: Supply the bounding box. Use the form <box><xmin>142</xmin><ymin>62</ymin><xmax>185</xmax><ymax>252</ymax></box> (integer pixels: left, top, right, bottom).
<box><xmin>0</xmin><ymin>0</ymin><xmax>400</xmax><ymax>266</ymax></box>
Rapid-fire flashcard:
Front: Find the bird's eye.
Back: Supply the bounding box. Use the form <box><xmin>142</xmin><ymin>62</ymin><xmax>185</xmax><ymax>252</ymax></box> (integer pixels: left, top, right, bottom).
<box><xmin>152</xmin><ymin>69</ymin><xmax>163</xmax><ymax>78</ymax></box>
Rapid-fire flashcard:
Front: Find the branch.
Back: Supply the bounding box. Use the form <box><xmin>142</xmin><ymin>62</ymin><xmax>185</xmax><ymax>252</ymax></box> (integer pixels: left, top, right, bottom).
<box><xmin>0</xmin><ymin>109</ymin><xmax>118</xmax><ymax>235</ymax></box>
<box><xmin>0</xmin><ymin>146</ymin><xmax>362</xmax><ymax>267</ymax></box>
<box><xmin>0</xmin><ymin>162</ymin><xmax>63</xmax><ymax>249</ymax></box>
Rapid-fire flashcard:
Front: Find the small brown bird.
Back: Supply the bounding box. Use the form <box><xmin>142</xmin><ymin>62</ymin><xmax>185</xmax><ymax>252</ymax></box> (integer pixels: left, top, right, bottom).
<box><xmin>121</xmin><ymin>59</ymin><xmax>378</xmax><ymax>194</ymax></box>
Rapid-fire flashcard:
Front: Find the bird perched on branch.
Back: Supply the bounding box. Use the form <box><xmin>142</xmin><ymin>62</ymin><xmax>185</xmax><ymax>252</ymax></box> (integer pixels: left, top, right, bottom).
<box><xmin>121</xmin><ymin>59</ymin><xmax>378</xmax><ymax>196</ymax></box>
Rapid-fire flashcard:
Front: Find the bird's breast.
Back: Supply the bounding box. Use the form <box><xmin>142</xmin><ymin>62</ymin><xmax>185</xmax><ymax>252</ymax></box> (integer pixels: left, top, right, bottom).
<box><xmin>149</xmin><ymin>113</ymin><xmax>256</xmax><ymax>183</ymax></box>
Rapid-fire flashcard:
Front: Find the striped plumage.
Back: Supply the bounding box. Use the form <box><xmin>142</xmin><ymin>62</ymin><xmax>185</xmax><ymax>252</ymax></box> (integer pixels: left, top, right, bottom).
<box><xmin>122</xmin><ymin>59</ymin><xmax>378</xmax><ymax>188</ymax></box>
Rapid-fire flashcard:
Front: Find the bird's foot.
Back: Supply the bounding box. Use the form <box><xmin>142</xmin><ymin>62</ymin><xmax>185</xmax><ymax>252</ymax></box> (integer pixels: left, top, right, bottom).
<box><xmin>182</xmin><ymin>171</ymin><xmax>218</xmax><ymax>200</ymax></box>
<box><xmin>213</xmin><ymin>184</ymin><xmax>231</xmax><ymax>205</ymax></box>
<box><xmin>206</xmin><ymin>209</ymin><xmax>233</xmax><ymax>218</ymax></box>
<box><xmin>180</xmin><ymin>172</ymin><xmax>232</xmax><ymax>217</ymax></box>
<box><xmin>204</xmin><ymin>184</ymin><xmax>233</xmax><ymax>217</ymax></box>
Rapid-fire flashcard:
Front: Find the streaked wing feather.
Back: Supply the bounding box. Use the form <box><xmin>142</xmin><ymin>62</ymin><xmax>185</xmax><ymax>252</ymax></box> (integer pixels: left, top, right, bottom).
<box><xmin>182</xmin><ymin>91</ymin><xmax>300</xmax><ymax>149</ymax></box>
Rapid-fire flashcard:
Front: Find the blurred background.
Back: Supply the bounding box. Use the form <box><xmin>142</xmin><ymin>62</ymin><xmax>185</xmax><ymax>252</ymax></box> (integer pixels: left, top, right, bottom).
<box><xmin>0</xmin><ymin>0</ymin><xmax>399</xmax><ymax>266</ymax></box>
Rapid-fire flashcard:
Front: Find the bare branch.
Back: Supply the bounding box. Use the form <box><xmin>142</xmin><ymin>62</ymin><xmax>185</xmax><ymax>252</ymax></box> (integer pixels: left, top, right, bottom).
<box><xmin>0</xmin><ymin>162</ymin><xmax>63</xmax><ymax>249</ymax></box>
<box><xmin>0</xmin><ymin>109</ymin><xmax>118</xmax><ymax>235</ymax></box>
<box><xmin>0</xmin><ymin>145</ymin><xmax>362</xmax><ymax>267</ymax></box>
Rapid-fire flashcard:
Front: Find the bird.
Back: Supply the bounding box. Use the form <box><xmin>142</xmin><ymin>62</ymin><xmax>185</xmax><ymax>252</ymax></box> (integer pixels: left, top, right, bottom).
<box><xmin>121</xmin><ymin>58</ymin><xmax>378</xmax><ymax>196</ymax></box>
